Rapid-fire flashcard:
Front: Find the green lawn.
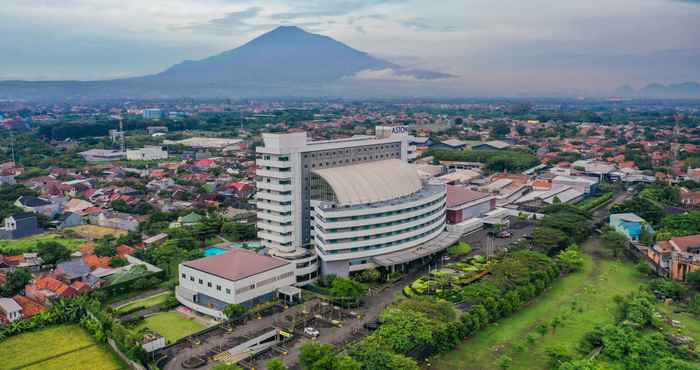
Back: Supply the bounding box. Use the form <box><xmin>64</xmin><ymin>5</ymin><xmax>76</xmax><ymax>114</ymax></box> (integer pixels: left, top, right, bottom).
<box><xmin>115</xmin><ymin>292</ymin><xmax>171</xmax><ymax>314</ymax></box>
<box><xmin>0</xmin><ymin>324</ymin><xmax>125</xmax><ymax>370</ymax></box>
<box><xmin>133</xmin><ymin>311</ymin><xmax>206</xmax><ymax>343</ymax></box>
<box><xmin>0</xmin><ymin>233</ymin><xmax>85</xmax><ymax>254</ymax></box>
<box><xmin>433</xmin><ymin>240</ymin><xmax>646</xmax><ymax>370</ymax></box>
<box><xmin>656</xmin><ymin>303</ymin><xmax>700</xmax><ymax>343</ymax></box>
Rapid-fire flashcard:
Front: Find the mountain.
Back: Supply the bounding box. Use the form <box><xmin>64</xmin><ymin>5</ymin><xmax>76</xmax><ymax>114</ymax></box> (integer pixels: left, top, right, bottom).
<box><xmin>0</xmin><ymin>26</ymin><xmax>452</xmax><ymax>101</ymax></box>
<box><xmin>614</xmin><ymin>82</ymin><xmax>700</xmax><ymax>99</ymax></box>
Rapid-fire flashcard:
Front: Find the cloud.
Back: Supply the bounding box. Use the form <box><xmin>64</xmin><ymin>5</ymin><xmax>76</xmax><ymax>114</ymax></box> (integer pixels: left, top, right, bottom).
<box><xmin>349</xmin><ymin>68</ymin><xmax>454</xmax><ymax>81</ymax></box>
<box><xmin>400</xmin><ymin>18</ymin><xmax>456</xmax><ymax>32</ymax></box>
<box><xmin>177</xmin><ymin>6</ymin><xmax>267</xmax><ymax>34</ymax></box>
<box><xmin>268</xmin><ymin>0</ymin><xmax>407</xmax><ymax>21</ymax></box>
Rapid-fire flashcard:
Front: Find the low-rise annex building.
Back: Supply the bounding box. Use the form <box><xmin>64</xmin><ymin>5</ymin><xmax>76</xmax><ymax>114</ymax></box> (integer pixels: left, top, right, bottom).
<box><xmin>175</xmin><ymin>249</ymin><xmax>299</xmax><ymax>319</ymax></box>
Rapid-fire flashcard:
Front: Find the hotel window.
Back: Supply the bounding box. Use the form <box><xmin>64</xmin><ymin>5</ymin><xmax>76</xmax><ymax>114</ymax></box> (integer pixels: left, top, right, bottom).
<box><xmin>216</xmin><ymin>285</ymin><xmax>221</xmax><ymax>291</ymax></box>
<box><xmin>226</xmin><ymin>288</ymin><xmax>231</xmax><ymax>294</ymax></box>
<box><xmin>198</xmin><ymin>279</ymin><xmax>203</xmax><ymax>284</ymax></box>
<box><xmin>181</xmin><ymin>273</ymin><xmax>186</xmax><ymax>279</ymax></box>
<box><xmin>207</xmin><ymin>282</ymin><xmax>212</xmax><ymax>288</ymax></box>
<box><xmin>190</xmin><ymin>276</ymin><xmax>194</xmax><ymax>282</ymax></box>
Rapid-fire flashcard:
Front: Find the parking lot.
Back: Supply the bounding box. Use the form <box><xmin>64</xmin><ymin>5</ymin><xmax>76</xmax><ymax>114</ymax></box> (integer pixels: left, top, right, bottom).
<box><xmin>462</xmin><ymin>220</ymin><xmax>535</xmax><ymax>255</ymax></box>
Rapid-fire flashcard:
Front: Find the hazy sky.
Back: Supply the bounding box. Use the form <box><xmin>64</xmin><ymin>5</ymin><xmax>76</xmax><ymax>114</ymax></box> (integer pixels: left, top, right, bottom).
<box><xmin>2</xmin><ymin>0</ymin><xmax>699</xmax><ymax>95</ymax></box>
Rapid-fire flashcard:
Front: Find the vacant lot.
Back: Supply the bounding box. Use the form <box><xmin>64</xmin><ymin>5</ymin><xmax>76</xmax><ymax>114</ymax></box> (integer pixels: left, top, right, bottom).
<box><xmin>116</xmin><ymin>291</ymin><xmax>171</xmax><ymax>314</ymax></box>
<box><xmin>433</xmin><ymin>239</ymin><xmax>646</xmax><ymax>370</ymax></box>
<box><xmin>133</xmin><ymin>311</ymin><xmax>206</xmax><ymax>343</ymax></box>
<box><xmin>0</xmin><ymin>324</ymin><xmax>125</xmax><ymax>370</ymax></box>
<box><xmin>0</xmin><ymin>233</ymin><xmax>85</xmax><ymax>253</ymax></box>
<box><xmin>66</xmin><ymin>224</ymin><xmax>128</xmax><ymax>239</ymax></box>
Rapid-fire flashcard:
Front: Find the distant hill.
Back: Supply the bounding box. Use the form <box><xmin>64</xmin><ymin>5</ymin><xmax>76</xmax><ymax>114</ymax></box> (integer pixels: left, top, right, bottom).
<box><xmin>0</xmin><ymin>26</ymin><xmax>452</xmax><ymax>101</ymax></box>
<box><xmin>615</xmin><ymin>82</ymin><xmax>700</xmax><ymax>99</ymax></box>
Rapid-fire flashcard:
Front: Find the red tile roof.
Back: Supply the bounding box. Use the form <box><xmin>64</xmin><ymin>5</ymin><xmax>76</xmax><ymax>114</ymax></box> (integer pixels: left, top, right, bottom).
<box><xmin>116</xmin><ymin>245</ymin><xmax>136</xmax><ymax>257</ymax></box>
<box><xmin>183</xmin><ymin>249</ymin><xmax>289</xmax><ymax>282</ymax></box>
<box><xmin>12</xmin><ymin>295</ymin><xmax>46</xmax><ymax>318</ymax></box>
<box><xmin>83</xmin><ymin>255</ymin><xmax>111</xmax><ymax>270</ymax></box>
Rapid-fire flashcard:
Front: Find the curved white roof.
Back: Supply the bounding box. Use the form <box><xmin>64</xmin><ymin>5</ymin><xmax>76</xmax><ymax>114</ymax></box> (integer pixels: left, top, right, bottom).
<box><xmin>312</xmin><ymin>159</ymin><xmax>422</xmax><ymax>206</ymax></box>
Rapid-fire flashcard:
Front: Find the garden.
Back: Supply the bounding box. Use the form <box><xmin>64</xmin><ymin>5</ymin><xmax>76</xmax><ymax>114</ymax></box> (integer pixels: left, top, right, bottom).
<box><xmin>403</xmin><ymin>255</ymin><xmax>490</xmax><ymax>301</ymax></box>
<box><xmin>0</xmin><ymin>324</ymin><xmax>125</xmax><ymax>370</ymax></box>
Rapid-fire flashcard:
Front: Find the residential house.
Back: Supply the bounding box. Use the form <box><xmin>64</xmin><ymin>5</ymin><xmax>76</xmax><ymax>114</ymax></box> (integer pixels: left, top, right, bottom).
<box><xmin>25</xmin><ymin>276</ymin><xmax>77</xmax><ymax>303</ymax></box>
<box><xmin>0</xmin><ymin>298</ymin><xmax>22</xmax><ymax>323</ymax></box>
<box><xmin>54</xmin><ymin>259</ymin><xmax>92</xmax><ymax>283</ymax></box>
<box><xmin>12</xmin><ymin>295</ymin><xmax>46</xmax><ymax>319</ymax></box>
<box><xmin>647</xmin><ymin>235</ymin><xmax>700</xmax><ymax>281</ymax></box>
<box><xmin>53</xmin><ymin>212</ymin><xmax>84</xmax><ymax>230</ymax></box>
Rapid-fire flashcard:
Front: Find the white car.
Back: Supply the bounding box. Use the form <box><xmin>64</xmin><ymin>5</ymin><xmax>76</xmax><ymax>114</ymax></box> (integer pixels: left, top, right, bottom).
<box><xmin>304</xmin><ymin>327</ymin><xmax>320</xmax><ymax>337</ymax></box>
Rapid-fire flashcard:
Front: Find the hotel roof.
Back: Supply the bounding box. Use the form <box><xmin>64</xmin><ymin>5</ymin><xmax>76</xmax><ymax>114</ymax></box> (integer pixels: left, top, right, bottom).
<box><xmin>312</xmin><ymin>159</ymin><xmax>422</xmax><ymax>206</ymax></box>
<box><xmin>183</xmin><ymin>249</ymin><xmax>289</xmax><ymax>282</ymax></box>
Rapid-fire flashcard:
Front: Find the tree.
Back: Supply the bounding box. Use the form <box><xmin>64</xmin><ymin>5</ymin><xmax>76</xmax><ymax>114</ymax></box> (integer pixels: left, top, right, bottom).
<box><xmin>498</xmin><ymin>355</ymin><xmax>513</xmax><ymax>370</ymax></box>
<box><xmin>1</xmin><ymin>268</ymin><xmax>32</xmax><ymax>297</ymax></box>
<box><xmin>266</xmin><ymin>358</ymin><xmax>287</xmax><ymax>370</ymax></box>
<box><xmin>328</xmin><ymin>277</ymin><xmax>367</xmax><ymax>301</ymax></box>
<box><xmin>685</xmin><ymin>270</ymin><xmax>700</xmax><ymax>291</ymax></box>
<box><xmin>94</xmin><ymin>235</ymin><xmax>117</xmax><ymax>257</ymax></box>
<box><xmin>532</xmin><ymin>227</ymin><xmax>570</xmax><ymax>255</ymax></box>
<box><xmin>36</xmin><ymin>241</ymin><xmax>71</xmax><ymax>266</ymax></box>
<box><xmin>223</xmin><ymin>304</ymin><xmax>247</xmax><ymax>321</ymax></box>
<box><xmin>557</xmin><ymin>246</ymin><xmax>584</xmax><ymax>273</ymax></box>
<box><xmin>601</xmin><ymin>227</ymin><xmax>629</xmax><ymax>258</ymax></box>
<box><xmin>109</xmin><ymin>257</ymin><xmax>129</xmax><ymax>267</ymax></box>
<box><xmin>299</xmin><ymin>341</ymin><xmax>335</xmax><ymax>370</ymax></box>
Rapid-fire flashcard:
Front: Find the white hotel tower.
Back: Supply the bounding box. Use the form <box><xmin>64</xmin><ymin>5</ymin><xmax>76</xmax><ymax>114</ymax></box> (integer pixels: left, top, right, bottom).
<box><xmin>256</xmin><ymin>126</ymin><xmax>457</xmax><ymax>280</ymax></box>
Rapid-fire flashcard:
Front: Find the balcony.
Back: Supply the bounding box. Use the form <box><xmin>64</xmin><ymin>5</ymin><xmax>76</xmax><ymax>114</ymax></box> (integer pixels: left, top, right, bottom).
<box><xmin>256</xmin><ymin>169</ymin><xmax>292</xmax><ymax>179</ymax></box>
<box><xmin>256</xmin><ymin>192</ymin><xmax>292</xmax><ymax>202</ymax></box>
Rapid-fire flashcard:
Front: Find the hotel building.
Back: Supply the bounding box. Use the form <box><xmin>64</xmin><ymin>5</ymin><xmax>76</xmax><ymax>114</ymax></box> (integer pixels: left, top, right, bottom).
<box><xmin>256</xmin><ymin>126</ymin><xmax>458</xmax><ymax>279</ymax></box>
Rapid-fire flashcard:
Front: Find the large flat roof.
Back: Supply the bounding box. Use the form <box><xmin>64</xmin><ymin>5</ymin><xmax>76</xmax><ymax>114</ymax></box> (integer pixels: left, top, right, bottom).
<box><xmin>182</xmin><ymin>249</ymin><xmax>289</xmax><ymax>282</ymax></box>
<box><xmin>312</xmin><ymin>159</ymin><xmax>422</xmax><ymax>206</ymax></box>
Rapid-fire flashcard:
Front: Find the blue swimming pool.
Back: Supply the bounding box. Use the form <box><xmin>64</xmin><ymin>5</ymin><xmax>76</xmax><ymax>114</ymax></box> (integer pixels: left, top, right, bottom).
<box><xmin>204</xmin><ymin>247</ymin><xmax>228</xmax><ymax>257</ymax></box>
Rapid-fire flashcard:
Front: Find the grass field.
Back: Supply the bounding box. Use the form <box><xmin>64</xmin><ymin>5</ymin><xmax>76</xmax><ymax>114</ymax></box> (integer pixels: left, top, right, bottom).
<box><xmin>115</xmin><ymin>291</ymin><xmax>171</xmax><ymax>314</ymax></box>
<box><xmin>133</xmin><ymin>311</ymin><xmax>206</xmax><ymax>343</ymax></box>
<box><xmin>0</xmin><ymin>233</ymin><xmax>85</xmax><ymax>253</ymax></box>
<box><xmin>656</xmin><ymin>303</ymin><xmax>700</xmax><ymax>343</ymax></box>
<box><xmin>66</xmin><ymin>224</ymin><xmax>128</xmax><ymax>240</ymax></box>
<box><xmin>433</xmin><ymin>239</ymin><xmax>646</xmax><ymax>370</ymax></box>
<box><xmin>0</xmin><ymin>324</ymin><xmax>125</xmax><ymax>370</ymax></box>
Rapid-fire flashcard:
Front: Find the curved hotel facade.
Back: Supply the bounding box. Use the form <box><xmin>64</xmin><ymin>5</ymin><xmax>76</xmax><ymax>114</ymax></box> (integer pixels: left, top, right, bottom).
<box><xmin>256</xmin><ymin>126</ymin><xmax>455</xmax><ymax>279</ymax></box>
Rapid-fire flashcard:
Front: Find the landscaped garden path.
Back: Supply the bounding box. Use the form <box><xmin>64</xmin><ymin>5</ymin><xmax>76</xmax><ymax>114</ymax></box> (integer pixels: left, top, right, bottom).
<box><xmin>432</xmin><ymin>239</ymin><xmax>646</xmax><ymax>370</ymax></box>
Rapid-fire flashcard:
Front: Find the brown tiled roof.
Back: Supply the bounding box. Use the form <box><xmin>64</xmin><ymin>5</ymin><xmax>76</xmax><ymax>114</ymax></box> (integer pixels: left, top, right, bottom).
<box><xmin>446</xmin><ymin>186</ymin><xmax>491</xmax><ymax>208</ymax></box>
<box><xmin>670</xmin><ymin>235</ymin><xmax>700</xmax><ymax>252</ymax></box>
<box><xmin>183</xmin><ymin>249</ymin><xmax>289</xmax><ymax>282</ymax></box>
<box><xmin>12</xmin><ymin>295</ymin><xmax>46</xmax><ymax>318</ymax></box>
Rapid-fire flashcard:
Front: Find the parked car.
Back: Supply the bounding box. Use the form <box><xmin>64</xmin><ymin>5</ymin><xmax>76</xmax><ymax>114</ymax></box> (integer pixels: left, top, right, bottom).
<box><xmin>304</xmin><ymin>327</ymin><xmax>320</xmax><ymax>338</ymax></box>
<box><xmin>496</xmin><ymin>231</ymin><xmax>512</xmax><ymax>238</ymax></box>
